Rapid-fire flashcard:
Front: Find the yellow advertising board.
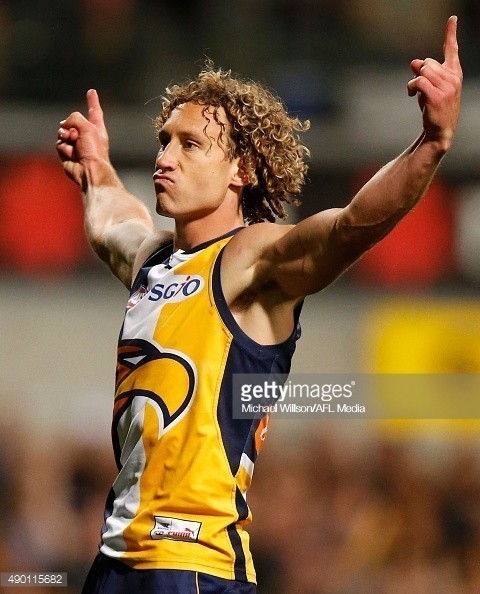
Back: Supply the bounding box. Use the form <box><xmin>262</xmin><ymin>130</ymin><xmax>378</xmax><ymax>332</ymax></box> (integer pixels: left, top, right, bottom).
<box><xmin>364</xmin><ymin>299</ymin><xmax>480</xmax><ymax>436</ymax></box>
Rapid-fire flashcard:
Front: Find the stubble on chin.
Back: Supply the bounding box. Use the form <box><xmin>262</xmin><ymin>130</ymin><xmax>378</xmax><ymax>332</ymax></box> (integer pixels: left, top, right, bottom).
<box><xmin>155</xmin><ymin>195</ymin><xmax>173</xmax><ymax>218</ymax></box>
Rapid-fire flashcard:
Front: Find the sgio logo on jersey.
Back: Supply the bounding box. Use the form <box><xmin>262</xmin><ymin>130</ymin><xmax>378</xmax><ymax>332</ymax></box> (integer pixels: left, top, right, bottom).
<box><xmin>148</xmin><ymin>274</ymin><xmax>204</xmax><ymax>303</ymax></box>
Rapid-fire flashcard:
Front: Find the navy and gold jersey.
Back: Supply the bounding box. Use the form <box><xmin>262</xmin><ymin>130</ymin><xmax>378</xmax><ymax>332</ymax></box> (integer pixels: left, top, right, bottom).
<box><xmin>100</xmin><ymin>229</ymin><xmax>301</xmax><ymax>583</ymax></box>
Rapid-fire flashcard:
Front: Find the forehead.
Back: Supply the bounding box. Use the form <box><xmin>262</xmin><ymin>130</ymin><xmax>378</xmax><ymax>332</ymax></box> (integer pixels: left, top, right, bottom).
<box><xmin>162</xmin><ymin>102</ymin><xmax>229</xmax><ymax>135</ymax></box>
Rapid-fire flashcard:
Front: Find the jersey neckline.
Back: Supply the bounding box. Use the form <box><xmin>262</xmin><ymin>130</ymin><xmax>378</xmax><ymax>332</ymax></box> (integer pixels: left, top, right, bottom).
<box><xmin>180</xmin><ymin>227</ymin><xmax>245</xmax><ymax>255</ymax></box>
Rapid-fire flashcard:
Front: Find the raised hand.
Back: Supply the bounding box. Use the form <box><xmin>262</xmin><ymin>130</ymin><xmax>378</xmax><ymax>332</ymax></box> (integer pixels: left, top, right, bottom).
<box><xmin>56</xmin><ymin>89</ymin><xmax>112</xmax><ymax>188</ymax></box>
<box><xmin>407</xmin><ymin>15</ymin><xmax>462</xmax><ymax>152</ymax></box>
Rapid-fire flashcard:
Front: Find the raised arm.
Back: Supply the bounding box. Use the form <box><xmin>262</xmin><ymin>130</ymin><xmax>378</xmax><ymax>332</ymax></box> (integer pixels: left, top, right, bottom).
<box><xmin>256</xmin><ymin>16</ymin><xmax>463</xmax><ymax>297</ymax></box>
<box><xmin>56</xmin><ymin>90</ymin><xmax>169</xmax><ymax>288</ymax></box>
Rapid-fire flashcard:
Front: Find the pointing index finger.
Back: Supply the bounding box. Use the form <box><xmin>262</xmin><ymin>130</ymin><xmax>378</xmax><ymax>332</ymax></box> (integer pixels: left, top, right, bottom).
<box><xmin>443</xmin><ymin>15</ymin><xmax>459</xmax><ymax>68</ymax></box>
<box><xmin>86</xmin><ymin>88</ymin><xmax>105</xmax><ymax>128</ymax></box>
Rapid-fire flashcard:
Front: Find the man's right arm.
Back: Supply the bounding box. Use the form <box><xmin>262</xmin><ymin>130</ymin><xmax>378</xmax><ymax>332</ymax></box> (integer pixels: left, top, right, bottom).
<box><xmin>226</xmin><ymin>16</ymin><xmax>462</xmax><ymax>302</ymax></box>
<box><xmin>56</xmin><ymin>89</ymin><xmax>170</xmax><ymax>288</ymax></box>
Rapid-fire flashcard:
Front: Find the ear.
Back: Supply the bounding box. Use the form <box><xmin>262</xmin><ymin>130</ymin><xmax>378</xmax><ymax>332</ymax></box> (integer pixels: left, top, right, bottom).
<box><xmin>230</xmin><ymin>158</ymin><xmax>250</xmax><ymax>188</ymax></box>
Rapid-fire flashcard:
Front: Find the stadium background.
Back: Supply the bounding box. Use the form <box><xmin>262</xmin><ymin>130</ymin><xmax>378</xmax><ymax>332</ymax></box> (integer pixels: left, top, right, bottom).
<box><xmin>1</xmin><ymin>1</ymin><xmax>480</xmax><ymax>592</ymax></box>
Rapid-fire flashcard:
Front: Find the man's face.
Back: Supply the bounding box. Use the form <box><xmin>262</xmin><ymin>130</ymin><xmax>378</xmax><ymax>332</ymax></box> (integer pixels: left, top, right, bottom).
<box><xmin>153</xmin><ymin>102</ymin><xmax>242</xmax><ymax>220</ymax></box>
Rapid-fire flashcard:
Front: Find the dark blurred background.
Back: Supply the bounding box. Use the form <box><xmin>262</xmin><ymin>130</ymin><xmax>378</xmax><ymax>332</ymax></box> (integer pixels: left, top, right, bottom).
<box><xmin>1</xmin><ymin>1</ymin><xmax>480</xmax><ymax>592</ymax></box>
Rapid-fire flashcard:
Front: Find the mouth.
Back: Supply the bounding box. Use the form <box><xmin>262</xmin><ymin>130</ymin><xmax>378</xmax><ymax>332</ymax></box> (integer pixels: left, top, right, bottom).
<box><xmin>153</xmin><ymin>173</ymin><xmax>174</xmax><ymax>186</ymax></box>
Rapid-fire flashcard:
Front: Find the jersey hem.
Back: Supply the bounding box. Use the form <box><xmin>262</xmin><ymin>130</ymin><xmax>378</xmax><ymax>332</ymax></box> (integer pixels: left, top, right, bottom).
<box><xmin>106</xmin><ymin>553</ymin><xmax>257</xmax><ymax>584</ymax></box>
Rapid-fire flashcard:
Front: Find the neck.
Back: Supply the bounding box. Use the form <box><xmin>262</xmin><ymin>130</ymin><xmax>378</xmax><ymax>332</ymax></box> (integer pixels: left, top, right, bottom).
<box><xmin>173</xmin><ymin>211</ymin><xmax>245</xmax><ymax>251</ymax></box>
<box><xmin>171</xmin><ymin>187</ymin><xmax>245</xmax><ymax>250</ymax></box>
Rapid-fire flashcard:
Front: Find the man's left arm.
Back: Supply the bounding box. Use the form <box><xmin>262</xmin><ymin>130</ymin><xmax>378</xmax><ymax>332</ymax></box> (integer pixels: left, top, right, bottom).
<box><xmin>260</xmin><ymin>15</ymin><xmax>462</xmax><ymax>298</ymax></box>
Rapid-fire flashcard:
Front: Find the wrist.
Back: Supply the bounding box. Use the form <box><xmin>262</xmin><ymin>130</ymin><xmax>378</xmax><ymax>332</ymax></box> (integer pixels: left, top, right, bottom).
<box><xmin>421</xmin><ymin>130</ymin><xmax>454</xmax><ymax>157</ymax></box>
<box><xmin>83</xmin><ymin>158</ymin><xmax>123</xmax><ymax>189</ymax></box>
<box><xmin>413</xmin><ymin>132</ymin><xmax>452</xmax><ymax>161</ymax></box>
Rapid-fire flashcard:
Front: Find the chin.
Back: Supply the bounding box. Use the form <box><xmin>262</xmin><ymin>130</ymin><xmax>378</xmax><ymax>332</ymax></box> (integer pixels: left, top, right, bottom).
<box><xmin>155</xmin><ymin>198</ymin><xmax>174</xmax><ymax>218</ymax></box>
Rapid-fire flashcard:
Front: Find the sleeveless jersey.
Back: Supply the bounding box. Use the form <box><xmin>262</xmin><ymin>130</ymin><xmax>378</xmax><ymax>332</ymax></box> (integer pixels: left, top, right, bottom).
<box><xmin>99</xmin><ymin>229</ymin><xmax>302</xmax><ymax>583</ymax></box>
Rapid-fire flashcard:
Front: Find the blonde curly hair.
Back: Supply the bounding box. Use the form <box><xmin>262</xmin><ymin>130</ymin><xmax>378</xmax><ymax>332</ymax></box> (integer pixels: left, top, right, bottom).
<box><xmin>155</xmin><ymin>63</ymin><xmax>310</xmax><ymax>224</ymax></box>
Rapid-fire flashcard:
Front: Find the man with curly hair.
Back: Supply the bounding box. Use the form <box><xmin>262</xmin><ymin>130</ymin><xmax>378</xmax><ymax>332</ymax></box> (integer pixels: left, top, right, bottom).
<box><xmin>57</xmin><ymin>16</ymin><xmax>461</xmax><ymax>594</ymax></box>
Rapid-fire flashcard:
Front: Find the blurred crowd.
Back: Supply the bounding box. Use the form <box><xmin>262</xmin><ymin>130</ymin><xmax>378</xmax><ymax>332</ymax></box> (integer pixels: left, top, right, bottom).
<box><xmin>1</xmin><ymin>0</ymin><xmax>480</xmax><ymax>112</ymax></box>
<box><xmin>2</xmin><ymin>421</ymin><xmax>480</xmax><ymax>593</ymax></box>
<box><xmin>0</xmin><ymin>424</ymin><xmax>116</xmax><ymax>593</ymax></box>
<box><xmin>250</xmin><ymin>428</ymin><xmax>480</xmax><ymax>593</ymax></box>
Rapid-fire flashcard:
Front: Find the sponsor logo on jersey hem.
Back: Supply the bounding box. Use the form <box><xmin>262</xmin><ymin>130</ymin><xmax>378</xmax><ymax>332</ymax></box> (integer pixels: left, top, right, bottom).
<box><xmin>151</xmin><ymin>516</ymin><xmax>202</xmax><ymax>542</ymax></box>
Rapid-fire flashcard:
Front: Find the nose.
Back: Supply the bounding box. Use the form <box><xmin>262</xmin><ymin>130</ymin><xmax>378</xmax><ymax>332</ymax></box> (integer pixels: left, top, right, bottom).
<box><xmin>154</xmin><ymin>143</ymin><xmax>178</xmax><ymax>173</ymax></box>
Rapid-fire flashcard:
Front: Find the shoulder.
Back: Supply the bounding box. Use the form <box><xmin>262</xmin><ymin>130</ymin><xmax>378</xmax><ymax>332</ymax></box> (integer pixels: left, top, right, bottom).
<box><xmin>223</xmin><ymin>222</ymin><xmax>294</xmax><ymax>268</ymax></box>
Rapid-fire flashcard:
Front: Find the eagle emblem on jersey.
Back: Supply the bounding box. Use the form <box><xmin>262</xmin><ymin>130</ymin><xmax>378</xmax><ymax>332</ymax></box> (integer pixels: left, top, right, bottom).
<box><xmin>111</xmin><ymin>338</ymin><xmax>196</xmax><ymax>469</ymax></box>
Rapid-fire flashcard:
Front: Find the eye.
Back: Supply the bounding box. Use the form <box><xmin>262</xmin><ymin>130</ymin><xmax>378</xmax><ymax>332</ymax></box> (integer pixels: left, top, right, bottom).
<box><xmin>184</xmin><ymin>140</ymin><xmax>198</xmax><ymax>150</ymax></box>
<box><xmin>157</xmin><ymin>132</ymin><xmax>170</xmax><ymax>151</ymax></box>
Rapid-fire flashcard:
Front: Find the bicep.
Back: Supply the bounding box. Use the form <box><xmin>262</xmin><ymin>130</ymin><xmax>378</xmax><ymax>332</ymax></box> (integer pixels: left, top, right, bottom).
<box><xmin>263</xmin><ymin>208</ymin><xmax>361</xmax><ymax>297</ymax></box>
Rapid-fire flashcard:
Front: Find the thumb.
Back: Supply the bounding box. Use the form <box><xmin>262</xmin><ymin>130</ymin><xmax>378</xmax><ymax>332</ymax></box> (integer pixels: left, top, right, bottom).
<box><xmin>410</xmin><ymin>59</ymin><xmax>424</xmax><ymax>77</ymax></box>
<box><xmin>62</xmin><ymin>161</ymin><xmax>82</xmax><ymax>187</ymax></box>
